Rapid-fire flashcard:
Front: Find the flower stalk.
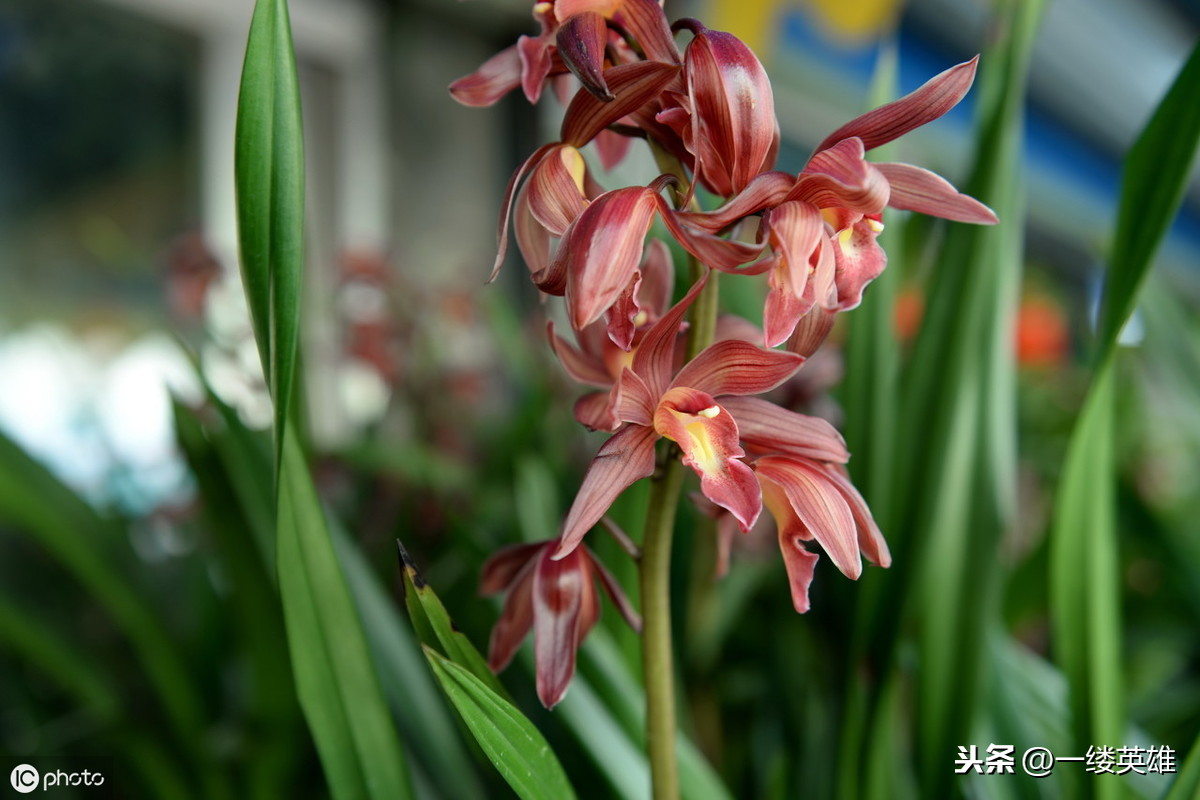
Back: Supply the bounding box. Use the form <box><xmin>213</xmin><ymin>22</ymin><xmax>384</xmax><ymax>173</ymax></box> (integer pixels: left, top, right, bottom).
<box><xmin>640</xmin><ymin>444</ymin><xmax>686</xmax><ymax>800</ymax></box>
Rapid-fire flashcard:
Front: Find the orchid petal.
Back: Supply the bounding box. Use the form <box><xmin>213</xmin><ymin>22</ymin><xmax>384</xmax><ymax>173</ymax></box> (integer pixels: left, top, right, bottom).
<box><xmin>574</xmin><ymin>391</ymin><xmax>621</xmax><ymax>431</ymax></box>
<box><xmin>594</xmin><ymin>127</ymin><xmax>634</xmax><ymax>170</ymax></box>
<box><xmin>764</xmin><ymin>200</ymin><xmax>824</xmax><ymax>298</ymax></box>
<box><xmin>449</xmin><ymin>44</ymin><xmax>523</xmax><ymax>107</ymax></box>
<box><xmin>486</xmin><ymin>558</ymin><xmax>536</xmax><ymax>671</ymax></box>
<box><xmin>491</xmin><ymin>143</ymin><xmax>559</xmax><ymax>283</ymax></box>
<box><xmin>824</xmin><ymin>465</ymin><xmax>891</xmax><ymax>567</ymax></box>
<box><xmin>763</xmin><ymin>274</ymin><xmax>812</xmax><ymax>348</ymax></box>
<box><xmin>754</xmin><ymin>456</ymin><xmax>861</xmax><ymax>579</ymax></box>
<box><xmin>789</xmin><ymin>138</ymin><xmax>889</xmax><ymax>214</ymax></box>
<box><xmin>638</xmin><ymin>238</ymin><xmax>674</xmax><ymax>320</ymax></box>
<box><xmin>875</xmin><ymin>161</ymin><xmax>998</xmax><ymax>224</ymax></box>
<box><xmin>557</xmin><ymin>12</ymin><xmax>613</xmax><ymax>101</ymax></box>
<box><xmin>612</xmin><ymin>0</ymin><xmax>681</xmax><ymax>65</ymax></box>
<box><xmin>533</xmin><ymin>547</ymin><xmax>588</xmax><ymax>707</ymax></box>
<box><xmin>831</xmin><ymin>216</ymin><xmax>887</xmax><ymax>310</ymax></box>
<box><xmin>562</xmin><ymin>61</ymin><xmax>680</xmax><ymax>147</ymax></box>
<box><xmin>517</xmin><ymin>33</ymin><xmax>555</xmax><ymax>105</ymax></box>
<box><xmin>720</xmin><ymin>395</ymin><xmax>849</xmax><ymax>463</ymax></box>
<box><xmin>714</xmin><ymin>313</ymin><xmax>763</xmax><ymax>345</ymax></box>
<box><xmin>514</xmin><ymin>181</ymin><xmax>553</xmax><ymax>277</ymax></box>
<box><xmin>563</xmin><ymin>186</ymin><xmax>660</xmax><ymax>330</ymax></box>
<box><xmin>480</xmin><ymin>541</ymin><xmax>547</xmax><ymax>594</ymax></box>
<box><xmin>631</xmin><ymin>273</ymin><xmax>708</xmax><ymax>397</ymax></box>
<box><xmin>554</xmin><ymin>0</ymin><xmax>620</xmax><ymax>20</ymax></box>
<box><xmin>658</xmin><ymin>198</ymin><xmax>767</xmax><ymax>271</ymax></box>
<box><xmin>654</xmin><ymin>387</ymin><xmax>761</xmax><ymax>532</ymax></box>
<box><xmin>607</xmin><ymin>269</ymin><xmax>643</xmax><ymax>350</ymax></box>
<box><xmin>556</xmin><ymin>423</ymin><xmax>658</xmax><ymax>558</ymax></box>
<box><xmin>614</xmin><ymin>367</ymin><xmax>655</xmax><ymax>426</ymax></box>
<box><xmin>681</xmin><ymin>23</ymin><xmax>778</xmax><ymax>196</ymax></box>
<box><xmin>786</xmin><ymin>306</ymin><xmax>837</xmax><ymax>358</ymax></box>
<box><xmin>814</xmin><ymin>56</ymin><xmax>979</xmax><ymax>153</ymax></box>
<box><xmin>547</xmin><ymin>321</ymin><xmax>611</xmax><ymax>386</ymax></box>
<box><xmin>674</xmin><ymin>170</ymin><xmax>794</xmax><ymax>232</ymax></box>
<box><xmin>671</xmin><ymin>339</ymin><xmax>805</xmax><ymax>397</ymax></box>
<box><xmin>778</xmin><ymin>531</ymin><xmax>820</xmax><ymax>613</ymax></box>
<box><xmin>528</xmin><ymin>145</ymin><xmax>590</xmax><ymax>235</ymax></box>
<box><xmin>589</xmin><ymin>551</ymin><xmax>643</xmax><ymax>632</ymax></box>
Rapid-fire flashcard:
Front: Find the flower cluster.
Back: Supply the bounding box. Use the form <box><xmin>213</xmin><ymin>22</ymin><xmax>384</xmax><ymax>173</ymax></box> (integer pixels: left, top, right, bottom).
<box><xmin>454</xmin><ymin>0</ymin><xmax>995</xmax><ymax>707</ymax></box>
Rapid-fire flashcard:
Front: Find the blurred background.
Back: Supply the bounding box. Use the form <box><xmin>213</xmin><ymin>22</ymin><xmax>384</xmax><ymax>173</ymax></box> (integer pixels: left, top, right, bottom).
<box><xmin>1</xmin><ymin>0</ymin><xmax>1198</xmax><ymax>797</ymax></box>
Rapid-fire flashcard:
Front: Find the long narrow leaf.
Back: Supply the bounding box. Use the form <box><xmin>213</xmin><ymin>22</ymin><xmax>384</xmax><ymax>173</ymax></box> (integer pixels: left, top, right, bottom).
<box><xmin>277</xmin><ymin>428</ymin><xmax>413</xmax><ymax>800</ymax></box>
<box><xmin>235</xmin><ymin>0</ymin><xmax>305</xmax><ymax>455</ymax></box>
<box><xmin>331</xmin><ymin>526</ymin><xmax>484</xmax><ymax>797</ymax></box>
<box><xmin>398</xmin><ymin>541</ymin><xmax>510</xmax><ymax>699</ymax></box>
<box><xmin>1095</xmin><ymin>42</ymin><xmax>1200</xmax><ymax>361</ymax></box>
<box><xmin>1049</xmin><ymin>42</ymin><xmax>1200</xmax><ymax>799</ymax></box>
<box><xmin>424</xmin><ymin>647</ymin><xmax>577</xmax><ymax>800</ymax></box>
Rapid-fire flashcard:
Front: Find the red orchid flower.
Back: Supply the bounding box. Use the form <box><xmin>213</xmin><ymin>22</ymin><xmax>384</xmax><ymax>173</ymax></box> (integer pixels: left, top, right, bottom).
<box><xmin>666</xmin><ymin>57</ymin><xmax>998</xmax><ymax>345</ymax></box>
<box><xmin>449</xmin><ymin>0</ymin><xmax>679</xmax><ymax>107</ymax></box>
<box><xmin>481</xmin><ymin>538</ymin><xmax>640</xmax><ymax>708</ymax></box>
<box><xmin>755</xmin><ymin>456</ymin><xmax>890</xmax><ymax>613</ymax></box>
<box><xmin>489</xmin><ymin>61</ymin><xmax>681</xmax><ymax>284</ymax></box>
<box><xmin>683</xmin><ymin>395</ymin><xmax>888</xmax><ymax>613</ymax></box>
<box><xmin>656</xmin><ymin>20</ymin><xmax>780</xmax><ymax>198</ymax></box>
<box><xmin>554</xmin><ymin>275</ymin><xmax>810</xmax><ymax>558</ymax></box>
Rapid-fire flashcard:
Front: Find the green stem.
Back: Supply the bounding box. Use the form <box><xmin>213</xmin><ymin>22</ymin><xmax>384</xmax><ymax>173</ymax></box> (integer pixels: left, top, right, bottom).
<box><xmin>641</xmin><ymin>449</ymin><xmax>686</xmax><ymax>800</ymax></box>
<box><xmin>640</xmin><ymin>251</ymin><xmax>720</xmax><ymax>799</ymax></box>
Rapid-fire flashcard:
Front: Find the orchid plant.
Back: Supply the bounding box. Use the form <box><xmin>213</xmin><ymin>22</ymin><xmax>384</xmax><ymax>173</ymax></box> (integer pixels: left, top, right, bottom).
<box><xmin>452</xmin><ymin>0</ymin><xmax>996</xmax><ymax>795</ymax></box>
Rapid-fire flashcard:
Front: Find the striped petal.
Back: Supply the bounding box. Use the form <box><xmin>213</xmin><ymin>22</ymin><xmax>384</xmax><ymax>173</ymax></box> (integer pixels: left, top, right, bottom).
<box><xmin>533</xmin><ymin>546</ymin><xmax>589</xmax><ymax>707</ymax></box>
<box><xmin>449</xmin><ymin>44</ymin><xmax>523</xmax><ymax>107</ymax></box>
<box><xmin>720</xmin><ymin>395</ymin><xmax>849</xmax><ymax>463</ymax></box>
<box><xmin>654</xmin><ymin>387</ymin><xmax>761</xmax><ymax>532</ymax></box>
<box><xmin>789</xmin><ymin>138</ymin><xmax>889</xmax><ymax>215</ymax></box>
<box><xmin>679</xmin><ymin>22</ymin><xmax>778</xmax><ymax>196</ymax></box>
<box><xmin>557</xmin><ymin>12</ymin><xmax>613</xmax><ymax>101</ymax></box>
<box><xmin>754</xmin><ymin>456</ymin><xmax>861</xmax><ymax>579</ymax></box>
<box><xmin>556</xmin><ymin>423</ymin><xmax>659</xmax><ymax>558</ymax></box>
<box><xmin>561</xmin><ymin>61</ymin><xmax>680</xmax><ymax>147</ymax></box>
<box><xmin>562</xmin><ymin>186</ymin><xmax>660</xmax><ymax>330</ymax></box>
<box><xmin>813</xmin><ymin>56</ymin><xmax>979</xmax><ymax>153</ymax></box>
<box><xmin>486</xmin><ymin>557</ymin><xmax>537</xmax><ymax>671</ymax></box>
<box><xmin>671</xmin><ymin>339</ymin><xmax>805</xmax><ymax>397</ymax></box>
<box><xmin>876</xmin><ymin>161</ymin><xmax>998</xmax><ymax>224</ymax></box>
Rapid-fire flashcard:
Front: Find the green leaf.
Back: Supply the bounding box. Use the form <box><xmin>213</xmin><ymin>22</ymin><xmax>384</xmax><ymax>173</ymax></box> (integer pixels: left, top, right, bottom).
<box><xmin>1163</xmin><ymin>729</ymin><xmax>1200</xmax><ymax>800</ymax></box>
<box><xmin>0</xmin><ymin>591</ymin><xmax>120</xmax><ymax>720</ymax></box>
<box><xmin>860</xmin><ymin>3</ymin><xmax>1045</xmax><ymax>795</ymax></box>
<box><xmin>277</xmin><ymin>428</ymin><xmax>413</xmax><ymax>800</ymax></box>
<box><xmin>234</xmin><ymin>0</ymin><xmax>305</xmax><ymax>456</ymax></box>
<box><xmin>0</xmin><ymin>431</ymin><xmax>213</xmax><ymax>780</ymax></box>
<box><xmin>330</xmin><ymin>524</ymin><xmax>484</xmax><ymax>797</ymax></box>
<box><xmin>397</xmin><ymin>541</ymin><xmax>511</xmax><ymax>700</ymax></box>
<box><xmin>1049</xmin><ymin>43</ymin><xmax>1200</xmax><ymax>799</ymax></box>
<box><xmin>424</xmin><ymin>647</ymin><xmax>576</xmax><ymax>800</ymax></box>
<box><xmin>1096</xmin><ymin>41</ymin><xmax>1200</xmax><ymax>362</ymax></box>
